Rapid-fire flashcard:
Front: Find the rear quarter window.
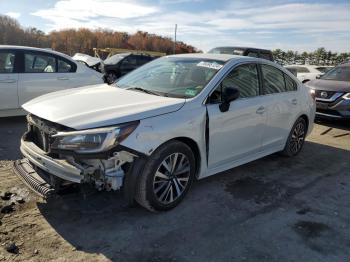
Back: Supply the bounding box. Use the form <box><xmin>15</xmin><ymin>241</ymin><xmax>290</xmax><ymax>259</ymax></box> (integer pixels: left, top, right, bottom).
<box><xmin>261</xmin><ymin>64</ymin><xmax>285</xmax><ymax>94</ymax></box>
<box><xmin>284</xmin><ymin>74</ymin><xmax>297</xmax><ymax>92</ymax></box>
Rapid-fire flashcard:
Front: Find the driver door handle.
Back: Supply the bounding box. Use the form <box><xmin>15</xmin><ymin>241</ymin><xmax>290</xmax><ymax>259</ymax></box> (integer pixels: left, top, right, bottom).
<box><xmin>57</xmin><ymin>77</ymin><xmax>69</xmax><ymax>80</ymax></box>
<box><xmin>291</xmin><ymin>98</ymin><xmax>298</xmax><ymax>105</ymax></box>
<box><xmin>256</xmin><ymin>106</ymin><xmax>265</xmax><ymax>114</ymax></box>
<box><xmin>0</xmin><ymin>79</ymin><xmax>16</xmax><ymax>83</ymax></box>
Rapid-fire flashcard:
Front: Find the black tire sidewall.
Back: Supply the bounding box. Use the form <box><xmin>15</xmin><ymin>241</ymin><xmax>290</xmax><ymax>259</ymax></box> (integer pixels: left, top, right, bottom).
<box><xmin>144</xmin><ymin>141</ymin><xmax>196</xmax><ymax>211</ymax></box>
<box><xmin>284</xmin><ymin>118</ymin><xmax>307</xmax><ymax>156</ymax></box>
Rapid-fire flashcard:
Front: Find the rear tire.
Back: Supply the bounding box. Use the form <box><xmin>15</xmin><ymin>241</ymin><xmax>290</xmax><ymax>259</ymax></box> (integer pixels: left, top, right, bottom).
<box><xmin>281</xmin><ymin>118</ymin><xmax>307</xmax><ymax>157</ymax></box>
<box><xmin>135</xmin><ymin>140</ymin><xmax>195</xmax><ymax>212</ymax></box>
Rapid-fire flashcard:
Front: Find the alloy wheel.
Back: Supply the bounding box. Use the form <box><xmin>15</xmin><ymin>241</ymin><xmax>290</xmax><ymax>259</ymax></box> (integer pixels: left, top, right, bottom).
<box><xmin>153</xmin><ymin>153</ymin><xmax>191</xmax><ymax>205</ymax></box>
<box><xmin>290</xmin><ymin>121</ymin><xmax>305</xmax><ymax>154</ymax></box>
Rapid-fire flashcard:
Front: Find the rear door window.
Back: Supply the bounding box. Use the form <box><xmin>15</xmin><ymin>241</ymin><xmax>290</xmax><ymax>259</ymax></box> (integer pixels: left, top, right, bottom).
<box><xmin>24</xmin><ymin>52</ymin><xmax>57</xmax><ymax>73</ymax></box>
<box><xmin>0</xmin><ymin>51</ymin><xmax>16</xmax><ymax>73</ymax></box>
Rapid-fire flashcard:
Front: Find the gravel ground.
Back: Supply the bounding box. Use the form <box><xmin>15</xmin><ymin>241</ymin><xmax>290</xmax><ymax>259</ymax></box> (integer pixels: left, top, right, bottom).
<box><xmin>0</xmin><ymin>116</ymin><xmax>349</xmax><ymax>262</ymax></box>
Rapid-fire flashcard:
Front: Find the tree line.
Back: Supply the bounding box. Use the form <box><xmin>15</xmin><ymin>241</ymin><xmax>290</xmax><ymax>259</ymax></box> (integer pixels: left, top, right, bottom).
<box><xmin>1</xmin><ymin>14</ymin><xmax>349</xmax><ymax>64</ymax></box>
<box><xmin>272</xmin><ymin>48</ymin><xmax>350</xmax><ymax>66</ymax></box>
<box><xmin>0</xmin><ymin>15</ymin><xmax>199</xmax><ymax>56</ymax></box>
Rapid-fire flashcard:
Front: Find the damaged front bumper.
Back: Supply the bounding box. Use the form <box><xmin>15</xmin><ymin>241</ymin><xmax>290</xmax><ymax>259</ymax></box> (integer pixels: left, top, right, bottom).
<box><xmin>13</xmin><ymin>138</ymin><xmax>84</xmax><ymax>198</ymax></box>
<box><xmin>14</xmin><ymin>137</ymin><xmax>140</xmax><ymax>198</ymax></box>
<box><xmin>13</xmin><ymin>114</ymin><xmax>144</xmax><ymax>199</ymax></box>
<box><xmin>19</xmin><ymin>139</ymin><xmax>83</xmax><ymax>183</ymax></box>
<box><xmin>13</xmin><ymin>159</ymin><xmax>55</xmax><ymax>198</ymax></box>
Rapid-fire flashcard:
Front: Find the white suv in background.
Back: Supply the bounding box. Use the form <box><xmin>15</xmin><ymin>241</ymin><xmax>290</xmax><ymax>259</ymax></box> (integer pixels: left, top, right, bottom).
<box><xmin>285</xmin><ymin>65</ymin><xmax>333</xmax><ymax>83</ymax></box>
<box><xmin>0</xmin><ymin>46</ymin><xmax>104</xmax><ymax>117</ymax></box>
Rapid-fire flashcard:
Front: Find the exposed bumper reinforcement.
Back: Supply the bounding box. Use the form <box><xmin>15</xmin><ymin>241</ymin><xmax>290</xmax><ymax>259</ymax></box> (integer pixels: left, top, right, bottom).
<box><xmin>13</xmin><ymin>159</ymin><xmax>55</xmax><ymax>198</ymax></box>
<box><xmin>20</xmin><ymin>139</ymin><xmax>83</xmax><ymax>183</ymax></box>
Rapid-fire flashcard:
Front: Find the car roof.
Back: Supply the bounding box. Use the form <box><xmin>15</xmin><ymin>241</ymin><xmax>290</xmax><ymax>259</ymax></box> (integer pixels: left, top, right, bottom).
<box><xmin>0</xmin><ymin>45</ymin><xmax>74</xmax><ymax>61</ymax></box>
<box><xmin>285</xmin><ymin>65</ymin><xmax>333</xmax><ymax>68</ymax></box>
<box><xmin>210</xmin><ymin>46</ymin><xmax>272</xmax><ymax>53</ymax></box>
<box><xmin>166</xmin><ymin>53</ymin><xmax>258</xmax><ymax>62</ymax></box>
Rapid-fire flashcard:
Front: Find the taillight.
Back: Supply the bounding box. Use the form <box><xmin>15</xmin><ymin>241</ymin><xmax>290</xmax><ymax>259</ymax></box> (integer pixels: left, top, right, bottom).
<box><xmin>310</xmin><ymin>89</ymin><xmax>316</xmax><ymax>100</ymax></box>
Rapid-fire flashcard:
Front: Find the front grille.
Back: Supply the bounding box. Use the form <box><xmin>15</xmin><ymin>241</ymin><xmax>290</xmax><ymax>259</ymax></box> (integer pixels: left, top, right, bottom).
<box><xmin>315</xmin><ymin>90</ymin><xmax>336</xmax><ymax>99</ymax></box>
<box><xmin>317</xmin><ymin>109</ymin><xmax>342</xmax><ymax>116</ymax></box>
<box><xmin>31</xmin><ymin>126</ymin><xmax>50</xmax><ymax>152</ymax></box>
<box><xmin>25</xmin><ymin>114</ymin><xmax>73</xmax><ymax>153</ymax></box>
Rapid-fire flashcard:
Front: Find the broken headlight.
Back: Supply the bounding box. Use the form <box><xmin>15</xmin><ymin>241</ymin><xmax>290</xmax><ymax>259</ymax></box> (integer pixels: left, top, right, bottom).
<box><xmin>51</xmin><ymin>121</ymin><xmax>139</xmax><ymax>153</ymax></box>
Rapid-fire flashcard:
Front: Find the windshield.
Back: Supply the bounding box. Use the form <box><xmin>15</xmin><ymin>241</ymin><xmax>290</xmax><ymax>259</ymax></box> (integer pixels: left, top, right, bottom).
<box><xmin>104</xmin><ymin>54</ymin><xmax>128</xmax><ymax>65</ymax></box>
<box><xmin>321</xmin><ymin>66</ymin><xmax>350</xmax><ymax>82</ymax></box>
<box><xmin>116</xmin><ymin>57</ymin><xmax>225</xmax><ymax>98</ymax></box>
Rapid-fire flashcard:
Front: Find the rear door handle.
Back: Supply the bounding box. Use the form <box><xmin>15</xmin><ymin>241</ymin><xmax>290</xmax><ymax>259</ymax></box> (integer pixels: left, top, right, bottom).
<box><xmin>291</xmin><ymin>98</ymin><xmax>298</xmax><ymax>105</ymax></box>
<box><xmin>256</xmin><ymin>106</ymin><xmax>265</xmax><ymax>114</ymax></box>
<box><xmin>0</xmin><ymin>79</ymin><xmax>16</xmax><ymax>83</ymax></box>
<box><xmin>57</xmin><ymin>77</ymin><xmax>69</xmax><ymax>80</ymax></box>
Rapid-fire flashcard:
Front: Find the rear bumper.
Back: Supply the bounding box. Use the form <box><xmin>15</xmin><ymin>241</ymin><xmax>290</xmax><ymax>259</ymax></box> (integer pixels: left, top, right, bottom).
<box><xmin>19</xmin><ymin>138</ymin><xmax>83</xmax><ymax>183</ymax></box>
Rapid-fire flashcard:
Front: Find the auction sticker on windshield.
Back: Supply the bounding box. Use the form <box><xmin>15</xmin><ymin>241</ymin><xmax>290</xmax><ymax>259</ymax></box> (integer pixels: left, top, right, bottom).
<box><xmin>197</xmin><ymin>61</ymin><xmax>223</xmax><ymax>70</ymax></box>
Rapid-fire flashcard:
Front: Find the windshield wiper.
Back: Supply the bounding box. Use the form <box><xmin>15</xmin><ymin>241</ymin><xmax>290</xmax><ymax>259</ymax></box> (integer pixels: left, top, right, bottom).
<box><xmin>127</xmin><ymin>87</ymin><xmax>161</xmax><ymax>96</ymax></box>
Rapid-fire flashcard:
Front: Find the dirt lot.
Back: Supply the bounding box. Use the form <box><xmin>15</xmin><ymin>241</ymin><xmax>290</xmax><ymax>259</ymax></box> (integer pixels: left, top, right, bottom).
<box><xmin>0</xmin><ymin>116</ymin><xmax>349</xmax><ymax>262</ymax></box>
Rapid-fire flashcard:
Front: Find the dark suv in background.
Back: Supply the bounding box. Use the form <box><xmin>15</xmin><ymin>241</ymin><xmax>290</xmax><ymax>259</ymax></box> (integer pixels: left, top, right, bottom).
<box><xmin>208</xmin><ymin>46</ymin><xmax>274</xmax><ymax>61</ymax></box>
<box><xmin>101</xmin><ymin>53</ymin><xmax>157</xmax><ymax>84</ymax></box>
<box><xmin>306</xmin><ymin>62</ymin><xmax>350</xmax><ymax>120</ymax></box>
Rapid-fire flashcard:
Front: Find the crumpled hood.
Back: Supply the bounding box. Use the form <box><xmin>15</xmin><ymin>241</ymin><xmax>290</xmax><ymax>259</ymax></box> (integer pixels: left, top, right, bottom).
<box><xmin>306</xmin><ymin>79</ymin><xmax>350</xmax><ymax>93</ymax></box>
<box><xmin>72</xmin><ymin>53</ymin><xmax>102</xmax><ymax>67</ymax></box>
<box><xmin>22</xmin><ymin>85</ymin><xmax>185</xmax><ymax>130</ymax></box>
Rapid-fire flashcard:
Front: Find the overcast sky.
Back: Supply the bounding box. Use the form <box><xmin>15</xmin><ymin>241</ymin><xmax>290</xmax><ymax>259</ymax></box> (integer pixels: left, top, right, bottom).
<box><xmin>1</xmin><ymin>0</ymin><xmax>350</xmax><ymax>52</ymax></box>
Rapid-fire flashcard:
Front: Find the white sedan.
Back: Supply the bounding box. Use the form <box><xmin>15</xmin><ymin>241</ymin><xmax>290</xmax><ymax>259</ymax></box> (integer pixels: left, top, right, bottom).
<box><xmin>285</xmin><ymin>65</ymin><xmax>333</xmax><ymax>83</ymax></box>
<box><xmin>15</xmin><ymin>54</ymin><xmax>315</xmax><ymax>211</ymax></box>
<box><xmin>0</xmin><ymin>46</ymin><xmax>104</xmax><ymax>117</ymax></box>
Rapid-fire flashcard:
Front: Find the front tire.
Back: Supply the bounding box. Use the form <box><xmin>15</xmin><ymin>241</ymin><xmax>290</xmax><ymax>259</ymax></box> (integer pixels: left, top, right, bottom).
<box><xmin>105</xmin><ymin>71</ymin><xmax>118</xmax><ymax>84</ymax></box>
<box><xmin>135</xmin><ymin>140</ymin><xmax>196</xmax><ymax>212</ymax></box>
<box><xmin>281</xmin><ymin>118</ymin><xmax>307</xmax><ymax>157</ymax></box>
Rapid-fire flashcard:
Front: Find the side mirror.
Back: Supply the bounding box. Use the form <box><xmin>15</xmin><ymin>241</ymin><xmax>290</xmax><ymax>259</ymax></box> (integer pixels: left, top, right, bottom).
<box><xmin>316</xmin><ymin>75</ymin><xmax>321</xmax><ymax>79</ymax></box>
<box><xmin>219</xmin><ymin>87</ymin><xmax>240</xmax><ymax>112</ymax></box>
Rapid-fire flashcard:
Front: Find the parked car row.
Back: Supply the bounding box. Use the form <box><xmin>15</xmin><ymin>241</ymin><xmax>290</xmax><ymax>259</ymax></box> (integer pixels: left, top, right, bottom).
<box><xmin>72</xmin><ymin>52</ymin><xmax>160</xmax><ymax>84</ymax></box>
<box><xmin>1</xmin><ymin>44</ymin><xmax>347</xmax><ymax>212</ymax></box>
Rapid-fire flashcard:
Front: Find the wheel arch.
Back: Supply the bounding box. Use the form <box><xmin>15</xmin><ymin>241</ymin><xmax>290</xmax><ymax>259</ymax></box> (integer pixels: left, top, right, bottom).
<box><xmin>299</xmin><ymin>114</ymin><xmax>309</xmax><ymax>133</ymax></box>
<box><xmin>168</xmin><ymin>137</ymin><xmax>201</xmax><ymax>178</ymax></box>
